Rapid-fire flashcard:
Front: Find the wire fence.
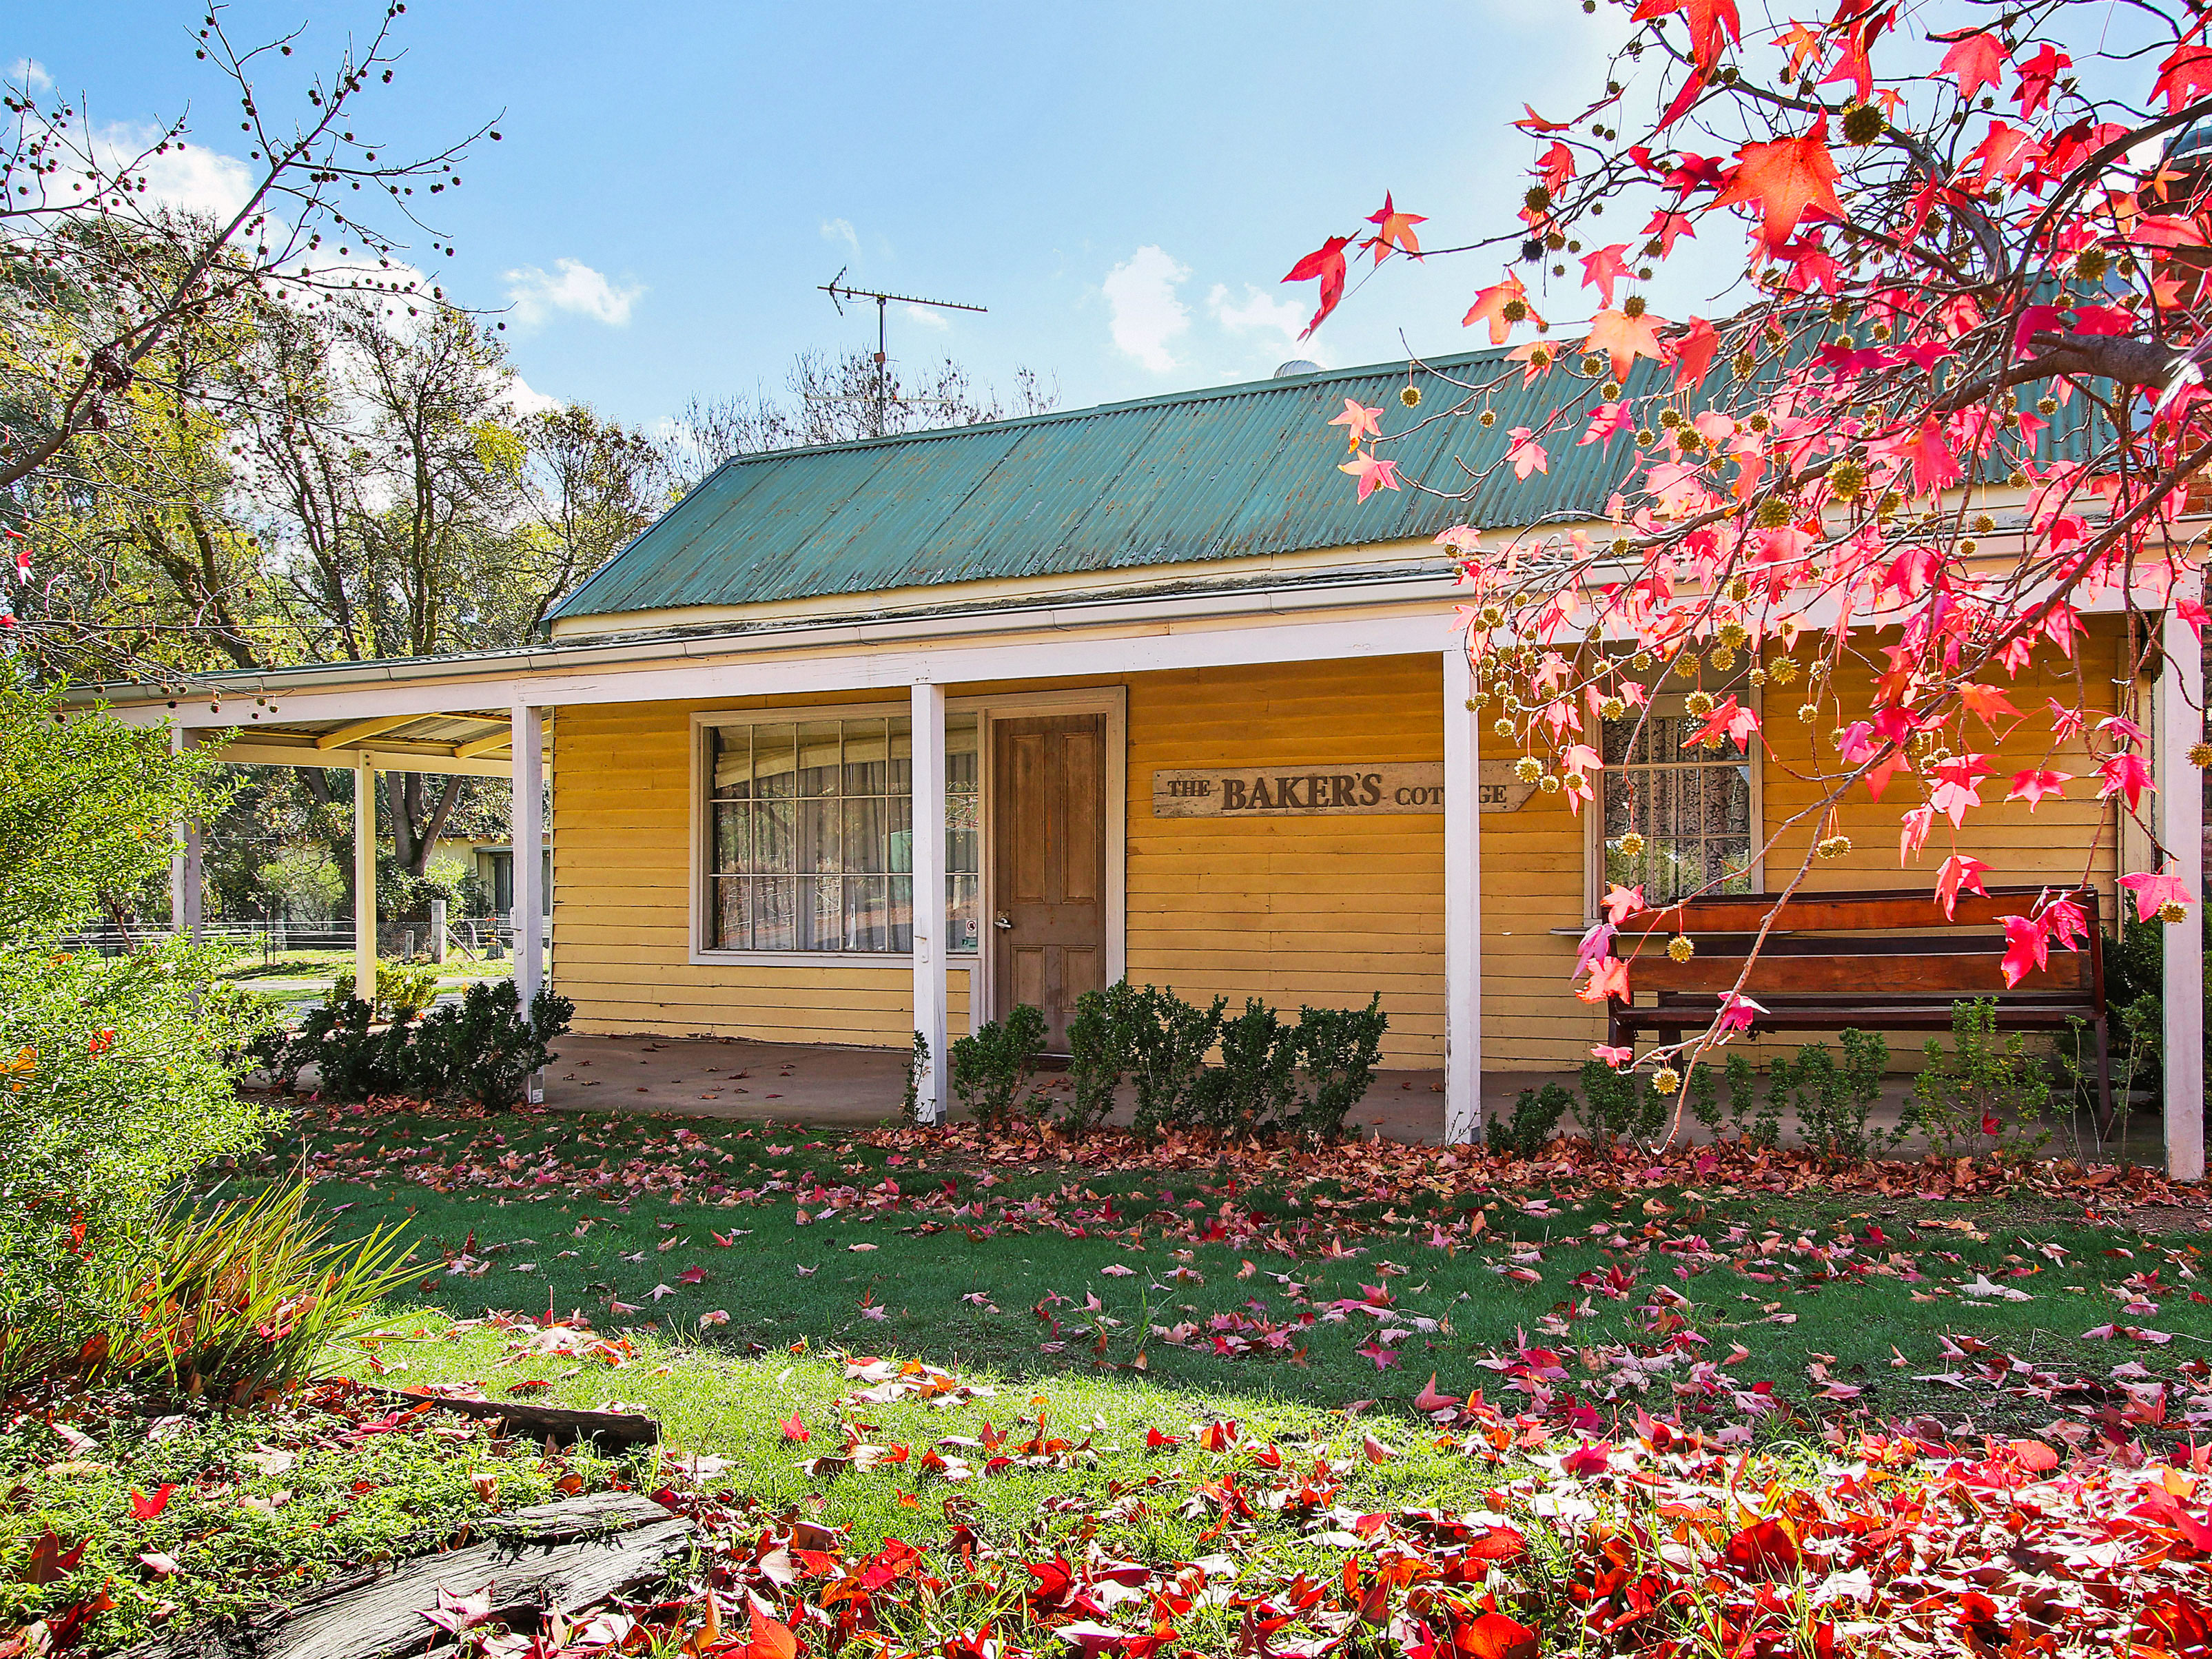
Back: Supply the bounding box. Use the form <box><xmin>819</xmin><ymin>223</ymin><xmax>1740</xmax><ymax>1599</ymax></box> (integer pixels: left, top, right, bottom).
<box><xmin>61</xmin><ymin>914</ymin><xmax>549</xmax><ymax>960</ymax></box>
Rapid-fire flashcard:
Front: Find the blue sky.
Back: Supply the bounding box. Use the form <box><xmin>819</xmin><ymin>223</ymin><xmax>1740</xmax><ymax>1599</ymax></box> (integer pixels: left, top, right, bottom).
<box><xmin>12</xmin><ymin>1</ymin><xmax>1697</xmax><ymax>431</ymax></box>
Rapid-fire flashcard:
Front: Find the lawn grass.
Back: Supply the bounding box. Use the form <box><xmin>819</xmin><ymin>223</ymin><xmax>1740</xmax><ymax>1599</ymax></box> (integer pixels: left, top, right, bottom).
<box><xmin>263</xmin><ymin>1100</ymin><xmax>2212</xmax><ymax>1443</ymax></box>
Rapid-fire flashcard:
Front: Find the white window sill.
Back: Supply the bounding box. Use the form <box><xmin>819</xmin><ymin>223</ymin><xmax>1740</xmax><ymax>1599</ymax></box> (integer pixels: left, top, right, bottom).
<box><xmin>686</xmin><ymin>949</ymin><xmax>984</xmax><ymax>969</ymax></box>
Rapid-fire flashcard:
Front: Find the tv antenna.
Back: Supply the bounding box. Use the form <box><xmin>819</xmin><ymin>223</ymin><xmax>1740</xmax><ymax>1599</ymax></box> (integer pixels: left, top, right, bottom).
<box><xmin>820</xmin><ymin>268</ymin><xmax>987</xmax><ymax>436</ymax></box>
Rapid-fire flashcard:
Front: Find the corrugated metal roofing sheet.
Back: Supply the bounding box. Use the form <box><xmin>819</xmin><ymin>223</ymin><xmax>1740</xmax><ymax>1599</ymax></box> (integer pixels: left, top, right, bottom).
<box><xmin>550</xmin><ymin>346</ymin><xmax>1661</xmax><ymax>622</ymax></box>
<box><xmin>550</xmin><ymin>339</ymin><xmax>2099</xmax><ymax>624</ymax></box>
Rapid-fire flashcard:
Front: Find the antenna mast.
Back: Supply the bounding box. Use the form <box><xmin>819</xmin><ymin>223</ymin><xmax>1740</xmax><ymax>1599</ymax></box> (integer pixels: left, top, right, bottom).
<box><xmin>820</xmin><ymin>269</ymin><xmax>987</xmax><ymax>436</ymax></box>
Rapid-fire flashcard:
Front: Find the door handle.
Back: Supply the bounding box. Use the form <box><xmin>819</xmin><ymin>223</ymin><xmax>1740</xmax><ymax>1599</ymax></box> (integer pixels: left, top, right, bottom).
<box><xmin>993</xmin><ymin>914</ymin><xmax>1013</xmax><ymax>930</ymax></box>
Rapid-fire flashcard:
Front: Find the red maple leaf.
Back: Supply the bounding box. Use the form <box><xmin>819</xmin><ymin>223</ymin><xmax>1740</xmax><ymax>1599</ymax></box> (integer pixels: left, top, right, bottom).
<box><xmin>1630</xmin><ymin>0</ymin><xmax>1741</xmax><ymax>72</ymax></box>
<box><xmin>1936</xmin><ymin>30</ymin><xmax>2009</xmax><ymax>103</ymax></box>
<box><xmin>1999</xmin><ymin>914</ymin><xmax>2049</xmax><ymax>988</ymax></box>
<box><xmin>1935</xmin><ymin>854</ymin><xmax>1992</xmax><ymax>920</ymax></box>
<box><xmin>1360</xmin><ymin>192</ymin><xmax>1426</xmax><ymax>264</ymax></box>
<box><xmin>1711</xmin><ymin>123</ymin><xmax>1843</xmax><ymax>247</ymax></box>
<box><xmin>130</xmin><ymin>1485</ymin><xmax>176</xmax><ymax>1522</ymax></box>
<box><xmin>1459</xmin><ymin>1612</ymin><xmax>1539</xmax><ymax>1659</ymax></box>
<box><xmin>1579</xmin><ymin>243</ymin><xmax>1633</xmax><ymax>307</ymax></box>
<box><xmin>2152</xmin><ymin>40</ymin><xmax>2212</xmax><ymax>114</ymax></box>
<box><xmin>1587</xmin><ymin>306</ymin><xmax>1666</xmax><ymax>380</ymax></box>
<box><xmin>2011</xmin><ymin>42</ymin><xmax>2071</xmax><ymax>118</ymax></box>
<box><xmin>1464</xmin><ymin>272</ymin><xmax>1539</xmax><ymax>343</ymax></box>
<box><xmin>738</xmin><ymin>1610</ymin><xmax>799</xmax><ymax>1659</ymax></box>
<box><xmin>1899</xmin><ymin>417</ymin><xmax>1963</xmax><ymax>493</ymax></box>
<box><xmin>2005</xmin><ymin>768</ymin><xmax>2071</xmax><ymax>808</ymax></box>
<box><xmin>1668</xmin><ymin>316</ymin><xmax>1719</xmax><ymax>389</ymax></box>
<box><xmin>1513</xmin><ymin>104</ymin><xmax>1570</xmax><ymax>132</ymax></box>
<box><xmin>1282</xmin><ymin>234</ymin><xmax>1351</xmax><ymax>338</ymax></box>
<box><xmin>1642</xmin><ymin>206</ymin><xmax>1697</xmax><ymax>256</ymax></box>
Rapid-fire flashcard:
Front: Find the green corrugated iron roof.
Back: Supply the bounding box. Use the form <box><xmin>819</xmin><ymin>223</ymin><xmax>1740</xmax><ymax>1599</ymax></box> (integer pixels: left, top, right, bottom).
<box><xmin>550</xmin><ymin>347</ymin><xmax>1652</xmax><ymax>624</ymax></box>
<box><xmin>550</xmin><ymin>336</ymin><xmax>2098</xmax><ymax>626</ymax></box>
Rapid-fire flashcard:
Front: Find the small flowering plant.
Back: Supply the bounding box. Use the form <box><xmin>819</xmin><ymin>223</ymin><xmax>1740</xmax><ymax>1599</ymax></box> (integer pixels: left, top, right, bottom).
<box><xmin>1288</xmin><ymin>0</ymin><xmax>2208</xmax><ymax>1109</ymax></box>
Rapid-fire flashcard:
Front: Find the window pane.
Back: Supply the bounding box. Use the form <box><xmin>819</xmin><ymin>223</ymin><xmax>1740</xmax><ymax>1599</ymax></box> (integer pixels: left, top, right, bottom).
<box><xmin>712</xmin><ymin>876</ymin><xmax>750</xmax><ymax>951</ymax></box>
<box><xmin>948</xmin><ymin>873</ymin><xmax>979</xmax><ymax>953</ymax></box>
<box><xmin>798</xmin><ymin>797</ymin><xmax>840</xmax><ymax>875</ymax></box>
<box><xmin>844</xmin><ymin>874</ymin><xmax>888</xmax><ymax>951</ymax></box>
<box><xmin>755</xmin><ymin>798</ymin><xmax>793</xmax><ymax>873</ymax></box>
<box><xmin>712</xmin><ymin>726</ymin><xmax>755</xmax><ymax>799</ymax></box>
<box><xmin>799</xmin><ymin>875</ymin><xmax>841</xmax><ymax>948</ymax></box>
<box><xmin>888</xmin><ymin>874</ymin><xmax>914</xmax><ymax>953</ymax></box>
<box><xmin>797</xmin><ymin>721</ymin><xmax>842</xmax><ymax>797</ymax></box>
<box><xmin>713</xmin><ymin>803</ymin><xmax>750</xmax><ymax>875</ymax></box>
<box><xmin>753</xmin><ymin>725</ymin><xmax>797</xmax><ymax>798</ymax></box>
<box><xmin>752</xmin><ymin>876</ymin><xmax>796</xmax><ymax>951</ymax></box>
<box><xmin>843</xmin><ymin>719</ymin><xmax>890</xmax><ymax>796</ymax></box>
<box><xmin>844</xmin><ymin>796</ymin><xmax>905</xmax><ymax>875</ymax></box>
<box><xmin>887</xmin><ymin>717</ymin><xmax>913</xmax><ymax>795</ymax></box>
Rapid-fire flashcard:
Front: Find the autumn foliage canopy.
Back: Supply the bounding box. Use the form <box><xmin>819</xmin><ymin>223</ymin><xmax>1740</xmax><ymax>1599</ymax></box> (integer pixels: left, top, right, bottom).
<box><xmin>1287</xmin><ymin>0</ymin><xmax>2210</xmax><ymax>1080</ymax></box>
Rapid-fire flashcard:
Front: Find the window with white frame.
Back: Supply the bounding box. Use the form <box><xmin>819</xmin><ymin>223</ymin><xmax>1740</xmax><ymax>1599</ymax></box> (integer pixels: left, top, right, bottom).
<box><xmin>705</xmin><ymin>714</ymin><xmax>979</xmax><ymax>954</ymax></box>
<box><xmin>1593</xmin><ymin>694</ymin><xmax>1758</xmax><ymax>907</ymax></box>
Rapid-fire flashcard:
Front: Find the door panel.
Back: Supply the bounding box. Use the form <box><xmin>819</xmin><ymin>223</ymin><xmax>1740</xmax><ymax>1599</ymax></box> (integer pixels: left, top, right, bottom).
<box><xmin>992</xmin><ymin>714</ymin><xmax>1108</xmax><ymax>1053</ymax></box>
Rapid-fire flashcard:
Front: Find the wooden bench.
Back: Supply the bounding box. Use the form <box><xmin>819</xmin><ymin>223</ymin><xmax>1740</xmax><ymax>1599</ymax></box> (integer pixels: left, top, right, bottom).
<box><xmin>1604</xmin><ymin>885</ymin><xmax>2111</xmax><ymax>1128</ymax></box>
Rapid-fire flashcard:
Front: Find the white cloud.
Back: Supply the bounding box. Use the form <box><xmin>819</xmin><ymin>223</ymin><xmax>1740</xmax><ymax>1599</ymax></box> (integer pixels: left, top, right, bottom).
<box><xmin>11</xmin><ymin>58</ymin><xmax>51</xmax><ymax>92</ymax></box>
<box><xmin>502</xmin><ymin>258</ymin><xmax>644</xmax><ymax>328</ymax></box>
<box><xmin>1208</xmin><ymin>282</ymin><xmax>1307</xmax><ymax>346</ymax></box>
<box><xmin>903</xmin><ymin>302</ymin><xmax>950</xmax><ymax>331</ymax></box>
<box><xmin>504</xmin><ymin>374</ymin><xmax>561</xmax><ymax>416</ymax></box>
<box><xmin>1102</xmin><ymin>245</ymin><xmax>1190</xmax><ymax>373</ymax></box>
<box><xmin>89</xmin><ymin>122</ymin><xmax>255</xmax><ymax>220</ymax></box>
<box><xmin>820</xmin><ymin>218</ymin><xmax>860</xmax><ymax>256</ymax></box>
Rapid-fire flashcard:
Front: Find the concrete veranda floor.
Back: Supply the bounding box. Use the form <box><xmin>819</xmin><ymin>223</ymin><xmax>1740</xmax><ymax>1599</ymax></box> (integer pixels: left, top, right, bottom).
<box><xmin>528</xmin><ymin>1033</ymin><xmax>2151</xmax><ymax>1159</ymax></box>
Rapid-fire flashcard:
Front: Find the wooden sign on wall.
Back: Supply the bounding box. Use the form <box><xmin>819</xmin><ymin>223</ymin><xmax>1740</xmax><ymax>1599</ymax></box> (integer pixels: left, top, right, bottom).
<box><xmin>1152</xmin><ymin>762</ymin><xmax>1535</xmax><ymax>817</ymax></box>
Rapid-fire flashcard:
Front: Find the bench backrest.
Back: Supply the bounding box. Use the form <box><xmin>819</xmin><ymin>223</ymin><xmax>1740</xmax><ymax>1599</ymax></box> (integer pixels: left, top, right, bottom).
<box><xmin>1611</xmin><ymin>885</ymin><xmax>2106</xmax><ymax>1005</ymax></box>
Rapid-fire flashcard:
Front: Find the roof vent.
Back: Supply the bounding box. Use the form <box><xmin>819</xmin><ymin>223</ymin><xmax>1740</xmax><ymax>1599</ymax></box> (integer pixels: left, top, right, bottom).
<box><xmin>1272</xmin><ymin>359</ymin><xmax>1321</xmax><ymax>378</ymax></box>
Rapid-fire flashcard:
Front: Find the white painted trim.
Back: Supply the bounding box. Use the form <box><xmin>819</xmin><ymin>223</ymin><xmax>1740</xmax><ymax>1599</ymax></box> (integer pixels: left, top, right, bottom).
<box><xmin>511</xmin><ymin>703</ymin><xmax>547</xmax><ymax>1106</ymax></box>
<box><xmin>138</xmin><ymin>602</ymin><xmax>1463</xmax><ymax>730</ymax></box>
<box><xmin>1442</xmin><ymin>645</ymin><xmax>1482</xmax><ymax>1144</ymax></box>
<box><xmin>911</xmin><ymin>683</ymin><xmax>950</xmax><ymax>1123</ymax></box>
<box><xmin>2160</xmin><ymin>608</ymin><xmax>2204</xmax><ymax>1181</ymax></box>
<box><xmin>168</xmin><ymin>727</ymin><xmax>202</xmax><ymax>941</ymax></box>
<box><xmin>352</xmin><ymin>756</ymin><xmax>377</xmax><ymax>1004</ymax></box>
<box><xmin>212</xmin><ymin>739</ymin><xmax>518</xmax><ymax>777</ymax></box>
<box><xmin>1583</xmin><ymin>688</ymin><xmax>1766</xmax><ymax>921</ymax></box>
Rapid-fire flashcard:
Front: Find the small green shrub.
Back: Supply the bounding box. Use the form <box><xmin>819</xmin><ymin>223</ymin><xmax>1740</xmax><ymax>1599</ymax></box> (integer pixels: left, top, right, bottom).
<box><xmin>90</xmin><ymin>1178</ymin><xmax>417</xmax><ymax>1401</ymax></box>
<box><xmin>1194</xmin><ymin>998</ymin><xmax>1301</xmax><ymax>1135</ymax></box>
<box><xmin>374</xmin><ymin>958</ymin><xmax>440</xmax><ymax>1020</ymax></box>
<box><xmin>407</xmin><ymin>980</ymin><xmax>574</xmax><ymax>1111</ymax></box>
<box><xmin>1766</xmin><ymin>1029</ymin><xmax>1897</xmax><ymax>1165</ymax></box>
<box><xmin>1129</xmin><ymin>988</ymin><xmax>1227</xmax><ymax>1140</ymax></box>
<box><xmin>1907</xmin><ymin>998</ymin><xmax>2052</xmax><ymax>1160</ymax></box>
<box><xmin>1292</xmin><ymin>993</ymin><xmax>1388</xmax><ymax>1137</ymax></box>
<box><xmin>1577</xmin><ymin>1058</ymin><xmax>1641</xmax><ymax>1148</ymax></box>
<box><xmin>951</xmin><ymin>1004</ymin><xmax>1047</xmax><ymax>1130</ymax></box>
<box><xmin>1489</xmin><ymin>1081</ymin><xmax>1573</xmax><ymax>1157</ymax></box>
<box><xmin>1067</xmin><ymin>982</ymin><xmax>1149</xmax><ymax>1133</ymax></box>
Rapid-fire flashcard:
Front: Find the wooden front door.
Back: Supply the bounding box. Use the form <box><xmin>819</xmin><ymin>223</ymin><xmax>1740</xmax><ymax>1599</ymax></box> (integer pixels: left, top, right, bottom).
<box><xmin>992</xmin><ymin>714</ymin><xmax>1107</xmax><ymax>1051</ymax></box>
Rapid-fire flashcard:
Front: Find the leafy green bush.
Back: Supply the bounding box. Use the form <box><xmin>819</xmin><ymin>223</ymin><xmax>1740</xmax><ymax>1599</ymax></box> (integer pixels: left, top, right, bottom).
<box><xmin>1769</xmin><ymin>1029</ymin><xmax>1898</xmax><ymax>1165</ymax></box>
<box><xmin>87</xmin><ymin>1179</ymin><xmax>417</xmax><ymax>1401</ymax></box>
<box><xmin>1291</xmin><ymin>993</ymin><xmax>1388</xmax><ymax>1137</ymax></box>
<box><xmin>1489</xmin><ymin>1081</ymin><xmax>1573</xmax><ymax>1157</ymax></box>
<box><xmin>1065</xmin><ymin>982</ymin><xmax>1149</xmax><ymax>1133</ymax></box>
<box><xmin>0</xmin><ymin>942</ymin><xmax>278</xmax><ymax>1384</ymax></box>
<box><xmin>407</xmin><ymin>980</ymin><xmax>574</xmax><ymax>1111</ymax></box>
<box><xmin>901</xmin><ymin>1029</ymin><xmax>930</xmax><ymax>1126</ymax></box>
<box><xmin>1128</xmin><ymin>987</ymin><xmax>1226</xmax><ymax>1140</ymax></box>
<box><xmin>254</xmin><ymin>979</ymin><xmax>571</xmax><ymax>1111</ymax></box>
<box><xmin>375</xmin><ymin>959</ymin><xmax>440</xmax><ymax>1019</ymax></box>
<box><xmin>1192</xmin><ymin>998</ymin><xmax>1301</xmax><ymax>1135</ymax></box>
<box><xmin>951</xmin><ymin>1004</ymin><xmax>1047</xmax><ymax>1130</ymax></box>
<box><xmin>1907</xmin><ymin>998</ymin><xmax>2052</xmax><ymax>1160</ymax></box>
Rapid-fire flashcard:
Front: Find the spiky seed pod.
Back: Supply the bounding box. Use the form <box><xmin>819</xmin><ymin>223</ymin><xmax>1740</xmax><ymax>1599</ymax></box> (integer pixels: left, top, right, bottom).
<box><xmin>1622</xmin><ymin>295</ymin><xmax>1647</xmax><ymax>318</ymax></box>
<box><xmin>2160</xmin><ymin>900</ymin><xmax>2189</xmax><ymax>925</ymax></box>
<box><xmin>1798</xmin><ymin>703</ymin><xmax>1821</xmax><ymax>721</ymax></box>
<box><xmin>1708</xmin><ymin>646</ymin><xmax>1737</xmax><ymax>673</ymax></box>
<box><xmin>1816</xmin><ymin>834</ymin><xmax>1852</xmax><ymax>860</ymax></box>
<box><xmin>1667</xmin><ymin>935</ymin><xmax>1694</xmax><ymax>962</ymax></box>
<box><xmin>1748</xmin><ymin>668</ymin><xmax>1768</xmax><ymax>688</ymax></box>
<box><xmin>1539</xmin><ymin>774</ymin><xmax>1561</xmax><ymax>794</ymax></box>
<box><xmin>1842</xmin><ymin>103</ymin><xmax>1884</xmax><ymax>144</ymax></box>
<box><xmin>2189</xmin><ymin>741</ymin><xmax>2212</xmax><ymax>768</ymax></box>
<box><xmin>1651</xmin><ymin>1066</ymin><xmax>1681</xmax><ymax>1095</ymax></box>
<box><xmin>1514</xmin><ymin>756</ymin><xmax>1543</xmax><ymax>783</ymax></box>
<box><xmin>1632</xmin><ymin>651</ymin><xmax>1653</xmax><ymax>672</ymax></box>
<box><xmin>1768</xmin><ymin>657</ymin><xmax>1799</xmax><ymax>686</ymax></box>
<box><xmin>1618</xmin><ymin>831</ymin><xmax>1646</xmax><ymax>858</ymax></box>
<box><xmin>1829</xmin><ymin>460</ymin><xmax>1867</xmax><ymax>499</ymax></box>
<box><xmin>1756</xmin><ymin>498</ymin><xmax>1795</xmax><ymax>528</ymax></box>
<box><xmin>1599</xmin><ymin>696</ymin><xmax>1627</xmax><ymax>721</ymax></box>
<box><xmin>1685</xmin><ymin>690</ymin><xmax>1717</xmax><ymax>719</ymax></box>
<box><xmin>1493</xmin><ymin>719</ymin><xmax>1516</xmax><ymax>739</ymax></box>
<box><xmin>1400</xmin><ymin>385</ymin><xmax>1422</xmax><ymax>408</ymax></box>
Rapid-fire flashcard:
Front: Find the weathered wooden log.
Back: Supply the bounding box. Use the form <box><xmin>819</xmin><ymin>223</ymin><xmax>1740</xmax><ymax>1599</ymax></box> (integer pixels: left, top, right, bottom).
<box><xmin>123</xmin><ymin>1493</ymin><xmax>695</xmax><ymax>1659</ymax></box>
<box><xmin>361</xmin><ymin>1385</ymin><xmax>660</xmax><ymax>1451</ymax></box>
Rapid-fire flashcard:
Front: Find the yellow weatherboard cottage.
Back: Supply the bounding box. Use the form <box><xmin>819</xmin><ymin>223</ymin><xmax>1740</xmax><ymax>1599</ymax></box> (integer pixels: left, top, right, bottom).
<box><xmin>88</xmin><ymin>351</ymin><xmax>2204</xmax><ymax>1162</ymax></box>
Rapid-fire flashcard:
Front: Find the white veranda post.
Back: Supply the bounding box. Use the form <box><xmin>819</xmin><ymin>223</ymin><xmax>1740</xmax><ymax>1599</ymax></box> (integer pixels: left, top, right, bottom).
<box><xmin>352</xmin><ymin>754</ymin><xmax>377</xmax><ymax>1004</ymax></box>
<box><xmin>168</xmin><ymin>726</ymin><xmax>202</xmax><ymax>941</ymax></box>
<box><xmin>511</xmin><ymin>703</ymin><xmax>546</xmax><ymax>1010</ymax></box>
<box><xmin>2160</xmin><ymin>608</ymin><xmax>2205</xmax><ymax>1182</ymax></box>
<box><xmin>910</xmin><ymin>682</ymin><xmax>950</xmax><ymax>1123</ymax></box>
<box><xmin>1442</xmin><ymin>644</ymin><xmax>1483</xmax><ymax>1144</ymax></box>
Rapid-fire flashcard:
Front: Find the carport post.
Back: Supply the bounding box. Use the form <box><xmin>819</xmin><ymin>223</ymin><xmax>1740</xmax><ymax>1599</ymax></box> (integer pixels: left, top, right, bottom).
<box><xmin>2160</xmin><ymin>606</ymin><xmax>2204</xmax><ymax>1182</ymax></box>
<box><xmin>352</xmin><ymin>754</ymin><xmax>377</xmax><ymax>1003</ymax></box>
<box><xmin>1442</xmin><ymin>643</ymin><xmax>1482</xmax><ymax>1144</ymax></box>
<box><xmin>910</xmin><ymin>682</ymin><xmax>950</xmax><ymax>1123</ymax></box>
<box><xmin>511</xmin><ymin>703</ymin><xmax>546</xmax><ymax>1014</ymax></box>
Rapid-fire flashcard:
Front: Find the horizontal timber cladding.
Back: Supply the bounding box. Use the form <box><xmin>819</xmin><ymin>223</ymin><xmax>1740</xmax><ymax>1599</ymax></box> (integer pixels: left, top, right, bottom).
<box><xmin>1120</xmin><ymin>654</ymin><xmax>1590</xmax><ymax>1071</ymax></box>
